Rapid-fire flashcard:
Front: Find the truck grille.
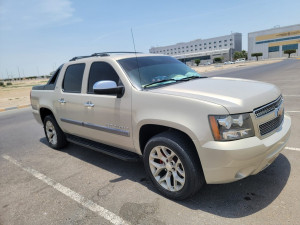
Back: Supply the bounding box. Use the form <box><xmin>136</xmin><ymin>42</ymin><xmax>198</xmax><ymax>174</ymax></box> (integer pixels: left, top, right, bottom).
<box><xmin>254</xmin><ymin>95</ymin><xmax>283</xmax><ymax>118</ymax></box>
<box><xmin>259</xmin><ymin>110</ymin><xmax>284</xmax><ymax>136</ymax></box>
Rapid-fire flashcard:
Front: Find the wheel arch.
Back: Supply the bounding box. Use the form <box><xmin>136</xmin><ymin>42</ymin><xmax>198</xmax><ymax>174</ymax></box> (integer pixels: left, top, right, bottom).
<box><xmin>137</xmin><ymin>122</ymin><xmax>203</xmax><ymax>172</ymax></box>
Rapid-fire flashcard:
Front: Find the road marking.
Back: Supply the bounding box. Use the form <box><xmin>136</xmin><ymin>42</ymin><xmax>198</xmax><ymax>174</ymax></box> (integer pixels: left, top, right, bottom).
<box><xmin>286</xmin><ymin>111</ymin><xmax>300</xmax><ymax>113</ymax></box>
<box><xmin>285</xmin><ymin>147</ymin><xmax>300</xmax><ymax>151</ymax></box>
<box><xmin>2</xmin><ymin>154</ymin><xmax>128</xmax><ymax>225</ymax></box>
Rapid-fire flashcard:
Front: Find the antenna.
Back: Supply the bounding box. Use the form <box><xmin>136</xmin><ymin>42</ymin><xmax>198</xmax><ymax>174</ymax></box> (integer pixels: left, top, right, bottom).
<box><xmin>131</xmin><ymin>28</ymin><xmax>142</xmax><ymax>90</ymax></box>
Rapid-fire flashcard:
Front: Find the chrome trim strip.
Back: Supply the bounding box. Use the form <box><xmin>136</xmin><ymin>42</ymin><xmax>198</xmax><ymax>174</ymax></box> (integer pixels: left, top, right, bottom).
<box><xmin>60</xmin><ymin>118</ymin><xmax>130</xmax><ymax>137</ymax></box>
<box><xmin>84</xmin><ymin>122</ymin><xmax>130</xmax><ymax>137</ymax></box>
<box><xmin>61</xmin><ymin>118</ymin><xmax>83</xmax><ymax>126</ymax></box>
<box><xmin>253</xmin><ymin>95</ymin><xmax>283</xmax><ymax>118</ymax></box>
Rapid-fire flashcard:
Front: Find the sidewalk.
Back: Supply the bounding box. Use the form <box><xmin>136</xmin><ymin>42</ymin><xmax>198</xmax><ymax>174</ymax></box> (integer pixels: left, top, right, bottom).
<box><xmin>0</xmin><ymin>104</ymin><xmax>31</xmax><ymax>112</ymax></box>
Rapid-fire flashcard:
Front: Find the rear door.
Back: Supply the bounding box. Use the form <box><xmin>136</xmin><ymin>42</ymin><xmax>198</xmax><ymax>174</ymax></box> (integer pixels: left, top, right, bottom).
<box><xmin>55</xmin><ymin>63</ymin><xmax>87</xmax><ymax>137</ymax></box>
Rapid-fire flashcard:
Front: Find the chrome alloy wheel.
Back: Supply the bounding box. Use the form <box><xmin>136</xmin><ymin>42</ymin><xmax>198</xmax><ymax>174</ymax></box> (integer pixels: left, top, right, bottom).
<box><xmin>45</xmin><ymin>120</ymin><xmax>57</xmax><ymax>145</ymax></box>
<box><xmin>149</xmin><ymin>146</ymin><xmax>185</xmax><ymax>192</ymax></box>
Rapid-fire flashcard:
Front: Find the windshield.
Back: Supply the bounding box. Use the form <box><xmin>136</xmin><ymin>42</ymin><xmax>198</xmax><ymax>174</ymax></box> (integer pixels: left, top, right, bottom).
<box><xmin>118</xmin><ymin>56</ymin><xmax>204</xmax><ymax>89</ymax></box>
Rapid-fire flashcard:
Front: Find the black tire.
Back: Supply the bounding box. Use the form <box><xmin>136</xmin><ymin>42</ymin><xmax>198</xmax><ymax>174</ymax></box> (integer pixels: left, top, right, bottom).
<box><xmin>143</xmin><ymin>131</ymin><xmax>205</xmax><ymax>200</ymax></box>
<box><xmin>43</xmin><ymin>115</ymin><xmax>68</xmax><ymax>150</ymax></box>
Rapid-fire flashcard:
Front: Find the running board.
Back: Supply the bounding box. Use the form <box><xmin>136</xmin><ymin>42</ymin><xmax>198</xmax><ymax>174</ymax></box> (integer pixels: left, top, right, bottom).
<box><xmin>66</xmin><ymin>134</ymin><xmax>141</xmax><ymax>162</ymax></box>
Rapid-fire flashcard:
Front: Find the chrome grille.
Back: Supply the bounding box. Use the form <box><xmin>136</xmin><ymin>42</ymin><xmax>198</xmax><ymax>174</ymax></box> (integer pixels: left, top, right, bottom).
<box><xmin>254</xmin><ymin>95</ymin><xmax>283</xmax><ymax>118</ymax></box>
<box><xmin>259</xmin><ymin>110</ymin><xmax>284</xmax><ymax>136</ymax></box>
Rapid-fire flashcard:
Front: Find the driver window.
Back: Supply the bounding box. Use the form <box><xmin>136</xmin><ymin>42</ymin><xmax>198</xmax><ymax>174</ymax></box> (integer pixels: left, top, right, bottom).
<box><xmin>87</xmin><ymin>62</ymin><xmax>121</xmax><ymax>94</ymax></box>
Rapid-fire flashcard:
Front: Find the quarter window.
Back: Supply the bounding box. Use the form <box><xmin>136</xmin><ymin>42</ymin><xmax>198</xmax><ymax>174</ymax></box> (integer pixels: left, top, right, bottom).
<box><xmin>63</xmin><ymin>64</ymin><xmax>85</xmax><ymax>93</ymax></box>
<box><xmin>88</xmin><ymin>62</ymin><xmax>121</xmax><ymax>94</ymax></box>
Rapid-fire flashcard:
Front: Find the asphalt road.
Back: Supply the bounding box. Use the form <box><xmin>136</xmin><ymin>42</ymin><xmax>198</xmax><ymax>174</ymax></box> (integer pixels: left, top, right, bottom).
<box><xmin>1</xmin><ymin>59</ymin><xmax>300</xmax><ymax>225</ymax></box>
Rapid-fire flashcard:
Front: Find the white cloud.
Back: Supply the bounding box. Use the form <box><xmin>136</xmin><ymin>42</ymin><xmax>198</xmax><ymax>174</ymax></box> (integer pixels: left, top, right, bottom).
<box><xmin>0</xmin><ymin>0</ymin><xmax>81</xmax><ymax>31</ymax></box>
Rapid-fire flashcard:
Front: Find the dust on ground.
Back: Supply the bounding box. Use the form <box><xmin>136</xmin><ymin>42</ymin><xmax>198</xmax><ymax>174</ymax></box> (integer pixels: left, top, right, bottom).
<box><xmin>0</xmin><ymin>79</ymin><xmax>48</xmax><ymax>109</ymax></box>
<box><xmin>192</xmin><ymin>58</ymin><xmax>283</xmax><ymax>74</ymax></box>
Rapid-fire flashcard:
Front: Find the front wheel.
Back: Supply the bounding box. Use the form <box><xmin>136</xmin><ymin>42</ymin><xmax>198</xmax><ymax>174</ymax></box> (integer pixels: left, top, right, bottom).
<box><xmin>43</xmin><ymin>115</ymin><xmax>67</xmax><ymax>150</ymax></box>
<box><xmin>143</xmin><ymin>131</ymin><xmax>205</xmax><ymax>200</ymax></box>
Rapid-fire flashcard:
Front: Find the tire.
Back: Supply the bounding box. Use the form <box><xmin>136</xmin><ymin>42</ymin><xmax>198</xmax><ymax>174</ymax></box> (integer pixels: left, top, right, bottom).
<box><xmin>143</xmin><ymin>131</ymin><xmax>205</xmax><ymax>200</ymax></box>
<box><xmin>43</xmin><ymin>115</ymin><xmax>68</xmax><ymax>150</ymax></box>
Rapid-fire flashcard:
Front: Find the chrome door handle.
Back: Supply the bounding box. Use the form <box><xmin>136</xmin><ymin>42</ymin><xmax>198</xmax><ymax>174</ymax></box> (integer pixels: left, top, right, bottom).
<box><xmin>58</xmin><ymin>98</ymin><xmax>66</xmax><ymax>103</ymax></box>
<box><xmin>84</xmin><ymin>101</ymin><xmax>94</xmax><ymax>107</ymax></box>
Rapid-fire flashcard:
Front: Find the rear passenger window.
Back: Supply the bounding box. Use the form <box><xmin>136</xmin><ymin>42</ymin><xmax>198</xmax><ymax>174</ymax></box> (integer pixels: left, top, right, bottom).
<box><xmin>63</xmin><ymin>63</ymin><xmax>85</xmax><ymax>93</ymax></box>
<box><xmin>88</xmin><ymin>62</ymin><xmax>121</xmax><ymax>94</ymax></box>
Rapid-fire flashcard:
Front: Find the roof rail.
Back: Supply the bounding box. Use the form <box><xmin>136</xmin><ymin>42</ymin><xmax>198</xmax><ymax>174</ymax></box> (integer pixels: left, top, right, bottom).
<box><xmin>69</xmin><ymin>52</ymin><xmax>142</xmax><ymax>61</ymax></box>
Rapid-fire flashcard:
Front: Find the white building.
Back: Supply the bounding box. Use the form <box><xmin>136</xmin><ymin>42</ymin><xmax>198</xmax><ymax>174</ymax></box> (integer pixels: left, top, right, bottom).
<box><xmin>149</xmin><ymin>33</ymin><xmax>242</xmax><ymax>64</ymax></box>
<box><xmin>248</xmin><ymin>24</ymin><xmax>300</xmax><ymax>60</ymax></box>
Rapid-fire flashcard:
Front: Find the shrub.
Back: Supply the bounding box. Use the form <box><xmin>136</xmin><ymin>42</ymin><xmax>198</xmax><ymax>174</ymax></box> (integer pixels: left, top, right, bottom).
<box><xmin>284</xmin><ymin>49</ymin><xmax>296</xmax><ymax>58</ymax></box>
<box><xmin>213</xmin><ymin>57</ymin><xmax>222</xmax><ymax>63</ymax></box>
<box><xmin>251</xmin><ymin>52</ymin><xmax>263</xmax><ymax>61</ymax></box>
<box><xmin>0</xmin><ymin>81</ymin><xmax>4</xmax><ymax>86</ymax></box>
<box><xmin>7</xmin><ymin>82</ymin><xmax>12</xmax><ymax>85</ymax></box>
<box><xmin>194</xmin><ymin>59</ymin><xmax>201</xmax><ymax>66</ymax></box>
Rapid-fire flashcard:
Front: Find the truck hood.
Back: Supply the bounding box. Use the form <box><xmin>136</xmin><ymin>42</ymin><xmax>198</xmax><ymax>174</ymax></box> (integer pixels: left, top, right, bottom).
<box><xmin>149</xmin><ymin>77</ymin><xmax>281</xmax><ymax>114</ymax></box>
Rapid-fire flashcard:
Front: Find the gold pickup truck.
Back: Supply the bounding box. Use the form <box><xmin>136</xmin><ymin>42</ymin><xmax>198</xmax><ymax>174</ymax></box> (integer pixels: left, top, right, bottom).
<box><xmin>31</xmin><ymin>52</ymin><xmax>291</xmax><ymax>200</ymax></box>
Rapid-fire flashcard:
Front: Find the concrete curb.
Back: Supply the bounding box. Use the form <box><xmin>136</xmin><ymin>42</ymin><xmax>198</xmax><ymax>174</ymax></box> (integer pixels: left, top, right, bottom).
<box><xmin>0</xmin><ymin>104</ymin><xmax>31</xmax><ymax>112</ymax></box>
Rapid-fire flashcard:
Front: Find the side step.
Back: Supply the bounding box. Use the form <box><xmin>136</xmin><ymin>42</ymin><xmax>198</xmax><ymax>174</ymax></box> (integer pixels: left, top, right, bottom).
<box><xmin>66</xmin><ymin>134</ymin><xmax>141</xmax><ymax>162</ymax></box>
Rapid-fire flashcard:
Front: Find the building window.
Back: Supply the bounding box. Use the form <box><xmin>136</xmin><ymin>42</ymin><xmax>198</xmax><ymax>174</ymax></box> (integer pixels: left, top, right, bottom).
<box><xmin>225</xmin><ymin>44</ymin><xmax>227</xmax><ymax>46</ymax></box>
<box><xmin>195</xmin><ymin>49</ymin><xmax>197</xmax><ymax>51</ymax></box>
<box><xmin>199</xmin><ymin>44</ymin><xmax>202</xmax><ymax>46</ymax></box>
<box><xmin>191</xmin><ymin>49</ymin><xmax>193</xmax><ymax>51</ymax></box>
<box><xmin>182</xmin><ymin>50</ymin><xmax>184</xmax><ymax>52</ymax></box>
<box><xmin>219</xmin><ymin>40</ymin><xmax>221</xmax><ymax>43</ymax></box>
<box><xmin>204</xmin><ymin>47</ymin><xmax>206</xmax><ymax>49</ymax></box>
<box><xmin>209</xmin><ymin>47</ymin><xmax>211</xmax><ymax>49</ymax></box>
<box><xmin>268</xmin><ymin>46</ymin><xmax>279</xmax><ymax>52</ymax></box>
<box><xmin>214</xmin><ymin>41</ymin><xmax>216</xmax><ymax>44</ymax></box>
<box><xmin>186</xmin><ymin>46</ymin><xmax>188</xmax><ymax>48</ymax></box>
<box><xmin>230</xmin><ymin>43</ymin><xmax>233</xmax><ymax>45</ymax></box>
<box><xmin>282</xmin><ymin>44</ymin><xmax>298</xmax><ymax>51</ymax></box>
<box><xmin>204</xmin><ymin>43</ymin><xmax>207</xmax><ymax>45</ymax></box>
<box><xmin>230</xmin><ymin>39</ymin><xmax>232</xmax><ymax>41</ymax></box>
<box><xmin>224</xmin><ymin>40</ymin><xmax>227</xmax><ymax>42</ymax></box>
<box><xmin>219</xmin><ymin>45</ymin><xmax>222</xmax><ymax>47</ymax></box>
<box><xmin>209</xmin><ymin>42</ymin><xmax>211</xmax><ymax>44</ymax></box>
<box><xmin>214</xmin><ymin>46</ymin><xmax>216</xmax><ymax>48</ymax></box>
<box><xmin>195</xmin><ymin>44</ymin><xmax>197</xmax><ymax>47</ymax></box>
<box><xmin>200</xmin><ymin>48</ymin><xmax>202</xmax><ymax>50</ymax></box>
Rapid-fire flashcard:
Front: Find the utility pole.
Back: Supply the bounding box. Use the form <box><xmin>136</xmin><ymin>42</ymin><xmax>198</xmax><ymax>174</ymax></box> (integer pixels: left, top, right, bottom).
<box><xmin>18</xmin><ymin>66</ymin><xmax>20</xmax><ymax>79</ymax></box>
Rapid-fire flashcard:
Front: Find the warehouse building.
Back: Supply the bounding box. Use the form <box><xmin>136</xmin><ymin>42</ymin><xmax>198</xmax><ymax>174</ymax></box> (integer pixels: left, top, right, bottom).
<box><xmin>248</xmin><ymin>24</ymin><xmax>300</xmax><ymax>60</ymax></box>
<box><xmin>149</xmin><ymin>33</ymin><xmax>242</xmax><ymax>64</ymax></box>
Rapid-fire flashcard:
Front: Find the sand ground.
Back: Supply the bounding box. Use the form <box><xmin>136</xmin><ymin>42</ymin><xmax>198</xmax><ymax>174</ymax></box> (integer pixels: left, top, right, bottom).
<box><xmin>192</xmin><ymin>58</ymin><xmax>283</xmax><ymax>74</ymax></box>
<box><xmin>0</xmin><ymin>79</ymin><xmax>48</xmax><ymax>109</ymax></box>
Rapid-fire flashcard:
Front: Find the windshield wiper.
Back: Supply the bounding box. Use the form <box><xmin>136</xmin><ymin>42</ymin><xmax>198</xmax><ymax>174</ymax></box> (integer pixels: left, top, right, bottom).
<box><xmin>177</xmin><ymin>76</ymin><xmax>208</xmax><ymax>81</ymax></box>
<box><xmin>143</xmin><ymin>79</ymin><xmax>177</xmax><ymax>89</ymax></box>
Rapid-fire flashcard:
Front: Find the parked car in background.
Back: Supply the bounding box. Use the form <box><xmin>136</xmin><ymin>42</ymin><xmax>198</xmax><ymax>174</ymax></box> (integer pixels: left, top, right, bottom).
<box><xmin>235</xmin><ymin>58</ymin><xmax>246</xmax><ymax>63</ymax></box>
<box><xmin>224</xmin><ymin>61</ymin><xmax>235</xmax><ymax>65</ymax></box>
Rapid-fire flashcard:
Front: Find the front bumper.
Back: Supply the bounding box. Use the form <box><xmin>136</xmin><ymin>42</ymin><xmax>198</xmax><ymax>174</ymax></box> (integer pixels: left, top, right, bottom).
<box><xmin>200</xmin><ymin>114</ymin><xmax>291</xmax><ymax>184</ymax></box>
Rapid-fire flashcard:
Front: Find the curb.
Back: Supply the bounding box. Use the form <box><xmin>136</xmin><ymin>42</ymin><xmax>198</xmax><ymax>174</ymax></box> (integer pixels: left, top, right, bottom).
<box><xmin>0</xmin><ymin>104</ymin><xmax>31</xmax><ymax>112</ymax></box>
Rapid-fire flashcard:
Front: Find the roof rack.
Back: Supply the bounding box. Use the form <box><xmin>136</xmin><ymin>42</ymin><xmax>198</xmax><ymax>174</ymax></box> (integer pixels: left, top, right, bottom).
<box><xmin>69</xmin><ymin>52</ymin><xmax>142</xmax><ymax>61</ymax></box>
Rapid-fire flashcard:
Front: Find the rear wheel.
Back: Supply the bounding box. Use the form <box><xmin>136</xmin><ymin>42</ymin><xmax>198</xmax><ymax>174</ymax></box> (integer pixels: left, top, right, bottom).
<box><xmin>143</xmin><ymin>131</ymin><xmax>205</xmax><ymax>200</ymax></box>
<box><xmin>43</xmin><ymin>115</ymin><xmax>67</xmax><ymax>149</ymax></box>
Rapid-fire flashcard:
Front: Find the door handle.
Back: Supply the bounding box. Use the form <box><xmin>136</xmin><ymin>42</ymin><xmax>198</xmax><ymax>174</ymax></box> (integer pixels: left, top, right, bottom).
<box><xmin>58</xmin><ymin>98</ymin><xmax>66</xmax><ymax>104</ymax></box>
<box><xmin>84</xmin><ymin>101</ymin><xmax>94</xmax><ymax>107</ymax></box>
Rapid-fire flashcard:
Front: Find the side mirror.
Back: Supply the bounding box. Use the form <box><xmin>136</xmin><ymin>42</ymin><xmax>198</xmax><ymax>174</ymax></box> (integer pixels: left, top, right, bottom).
<box><xmin>93</xmin><ymin>80</ymin><xmax>124</xmax><ymax>98</ymax></box>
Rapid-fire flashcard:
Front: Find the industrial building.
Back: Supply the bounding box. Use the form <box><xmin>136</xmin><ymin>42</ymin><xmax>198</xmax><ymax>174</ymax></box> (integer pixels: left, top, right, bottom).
<box><xmin>248</xmin><ymin>24</ymin><xmax>300</xmax><ymax>60</ymax></box>
<box><xmin>149</xmin><ymin>33</ymin><xmax>242</xmax><ymax>64</ymax></box>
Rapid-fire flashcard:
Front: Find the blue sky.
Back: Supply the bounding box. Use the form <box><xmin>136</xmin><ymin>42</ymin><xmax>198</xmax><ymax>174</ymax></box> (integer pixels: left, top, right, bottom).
<box><xmin>0</xmin><ymin>0</ymin><xmax>300</xmax><ymax>78</ymax></box>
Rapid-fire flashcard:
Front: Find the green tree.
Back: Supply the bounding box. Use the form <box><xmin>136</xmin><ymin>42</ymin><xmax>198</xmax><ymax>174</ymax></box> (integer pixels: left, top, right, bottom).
<box><xmin>241</xmin><ymin>50</ymin><xmax>248</xmax><ymax>59</ymax></box>
<box><xmin>213</xmin><ymin>57</ymin><xmax>222</xmax><ymax>63</ymax></box>
<box><xmin>234</xmin><ymin>50</ymin><xmax>248</xmax><ymax>60</ymax></box>
<box><xmin>284</xmin><ymin>49</ymin><xmax>296</xmax><ymax>58</ymax></box>
<box><xmin>251</xmin><ymin>52</ymin><xmax>263</xmax><ymax>61</ymax></box>
<box><xmin>194</xmin><ymin>59</ymin><xmax>201</xmax><ymax>66</ymax></box>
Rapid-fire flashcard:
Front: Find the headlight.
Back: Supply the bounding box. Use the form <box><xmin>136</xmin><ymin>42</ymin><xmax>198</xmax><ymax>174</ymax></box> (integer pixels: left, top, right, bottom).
<box><xmin>208</xmin><ymin>113</ymin><xmax>255</xmax><ymax>141</ymax></box>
